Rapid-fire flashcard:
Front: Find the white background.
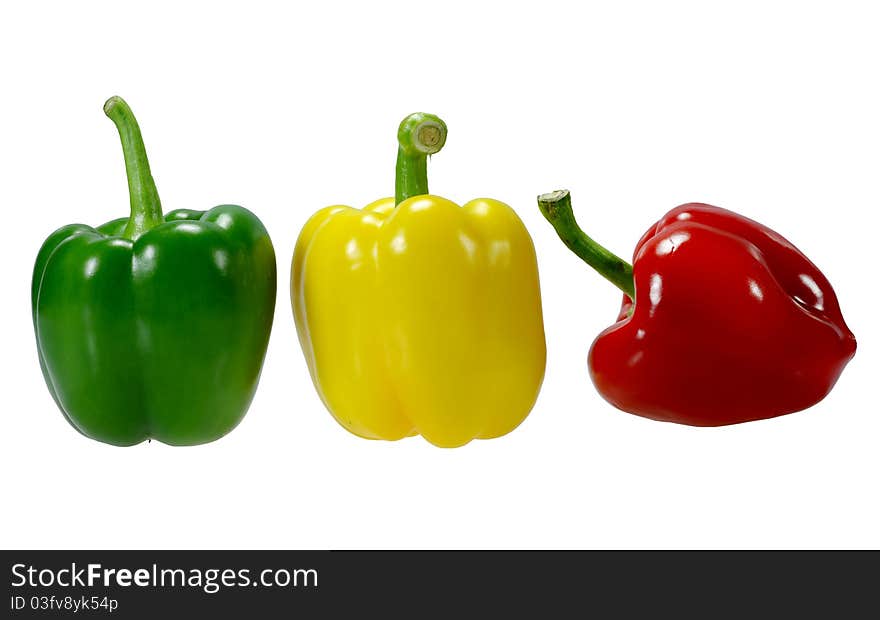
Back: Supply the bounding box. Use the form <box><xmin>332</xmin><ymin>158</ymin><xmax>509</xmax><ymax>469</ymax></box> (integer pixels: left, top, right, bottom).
<box><xmin>1</xmin><ymin>1</ymin><xmax>877</xmax><ymax>550</ymax></box>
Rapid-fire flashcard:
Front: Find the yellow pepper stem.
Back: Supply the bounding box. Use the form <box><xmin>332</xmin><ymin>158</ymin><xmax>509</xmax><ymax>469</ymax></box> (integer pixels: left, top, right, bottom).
<box><xmin>395</xmin><ymin>113</ymin><xmax>448</xmax><ymax>206</ymax></box>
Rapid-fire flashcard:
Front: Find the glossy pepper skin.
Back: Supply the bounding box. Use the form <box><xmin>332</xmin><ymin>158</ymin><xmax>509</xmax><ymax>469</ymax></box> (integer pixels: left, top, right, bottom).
<box><xmin>538</xmin><ymin>190</ymin><xmax>855</xmax><ymax>426</ymax></box>
<box><xmin>32</xmin><ymin>97</ymin><xmax>276</xmax><ymax>446</ymax></box>
<box><xmin>292</xmin><ymin>113</ymin><xmax>546</xmax><ymax>448</ymax></box>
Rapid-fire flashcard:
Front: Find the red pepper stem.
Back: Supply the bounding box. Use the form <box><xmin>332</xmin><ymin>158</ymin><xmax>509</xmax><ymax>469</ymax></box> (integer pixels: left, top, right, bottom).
<box><xmin>104</xmin><ymin>96</ymin><xmax>164</xmax><ymax>240</ymax></box>
<box><xmin>537</xmin><ymin>190</ymin><xmax>635</xmax><ymax>299</ymax></box>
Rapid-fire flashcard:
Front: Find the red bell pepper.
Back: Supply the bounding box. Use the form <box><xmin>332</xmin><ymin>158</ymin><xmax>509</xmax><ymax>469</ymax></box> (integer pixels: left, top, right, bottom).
<box><xmin>538</xmin><ymin>190</ymin><xmax>856</xmax><ymax>426</ymax></box>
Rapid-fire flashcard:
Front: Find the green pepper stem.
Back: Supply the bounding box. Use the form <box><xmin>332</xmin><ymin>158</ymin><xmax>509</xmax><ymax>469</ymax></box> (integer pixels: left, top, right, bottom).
<box><xmin>103</xmin><ymin>96</ymin><xmax>163</xmax><ymax>240</ymax></box>
<box><xmin>537</xmin><ymin>190</ymin><xmax>635</xmax><ymax>299</ymax></box>
<box><xmin>395</xmin><ymin>112</ymin><xmax>448</xmax><ymax>205</ymax></box>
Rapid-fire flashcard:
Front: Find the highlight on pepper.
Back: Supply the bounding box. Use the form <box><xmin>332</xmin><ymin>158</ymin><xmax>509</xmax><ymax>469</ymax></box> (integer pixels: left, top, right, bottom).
<box><xmin>538</xmin><ymin>189</ymin><xmax>856</xmax><ymax>426</ymax></box>
<box><xmin>292</xmin><ymin>113</ymin><xmax>547</xmax><ymax>448</ymax></box>
<box><xmin>31</xmin><ymin>96</ymin><xmax>277</xmax><ymax>446</ymax></box>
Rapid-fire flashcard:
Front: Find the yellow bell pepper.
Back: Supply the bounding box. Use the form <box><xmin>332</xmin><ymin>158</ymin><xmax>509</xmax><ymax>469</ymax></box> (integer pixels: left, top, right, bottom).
<box><xmin>291</xmin><ymin>113</ymin><xmax>546</xmax><ymax>447</ymax></box>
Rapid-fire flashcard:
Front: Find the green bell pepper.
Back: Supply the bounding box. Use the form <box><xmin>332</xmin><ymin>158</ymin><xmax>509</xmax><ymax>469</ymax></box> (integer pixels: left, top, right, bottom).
<box><xmin>31</xmin><ymin>96</ymin><xmax>276</xmax><ymax>446</ymax></box>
